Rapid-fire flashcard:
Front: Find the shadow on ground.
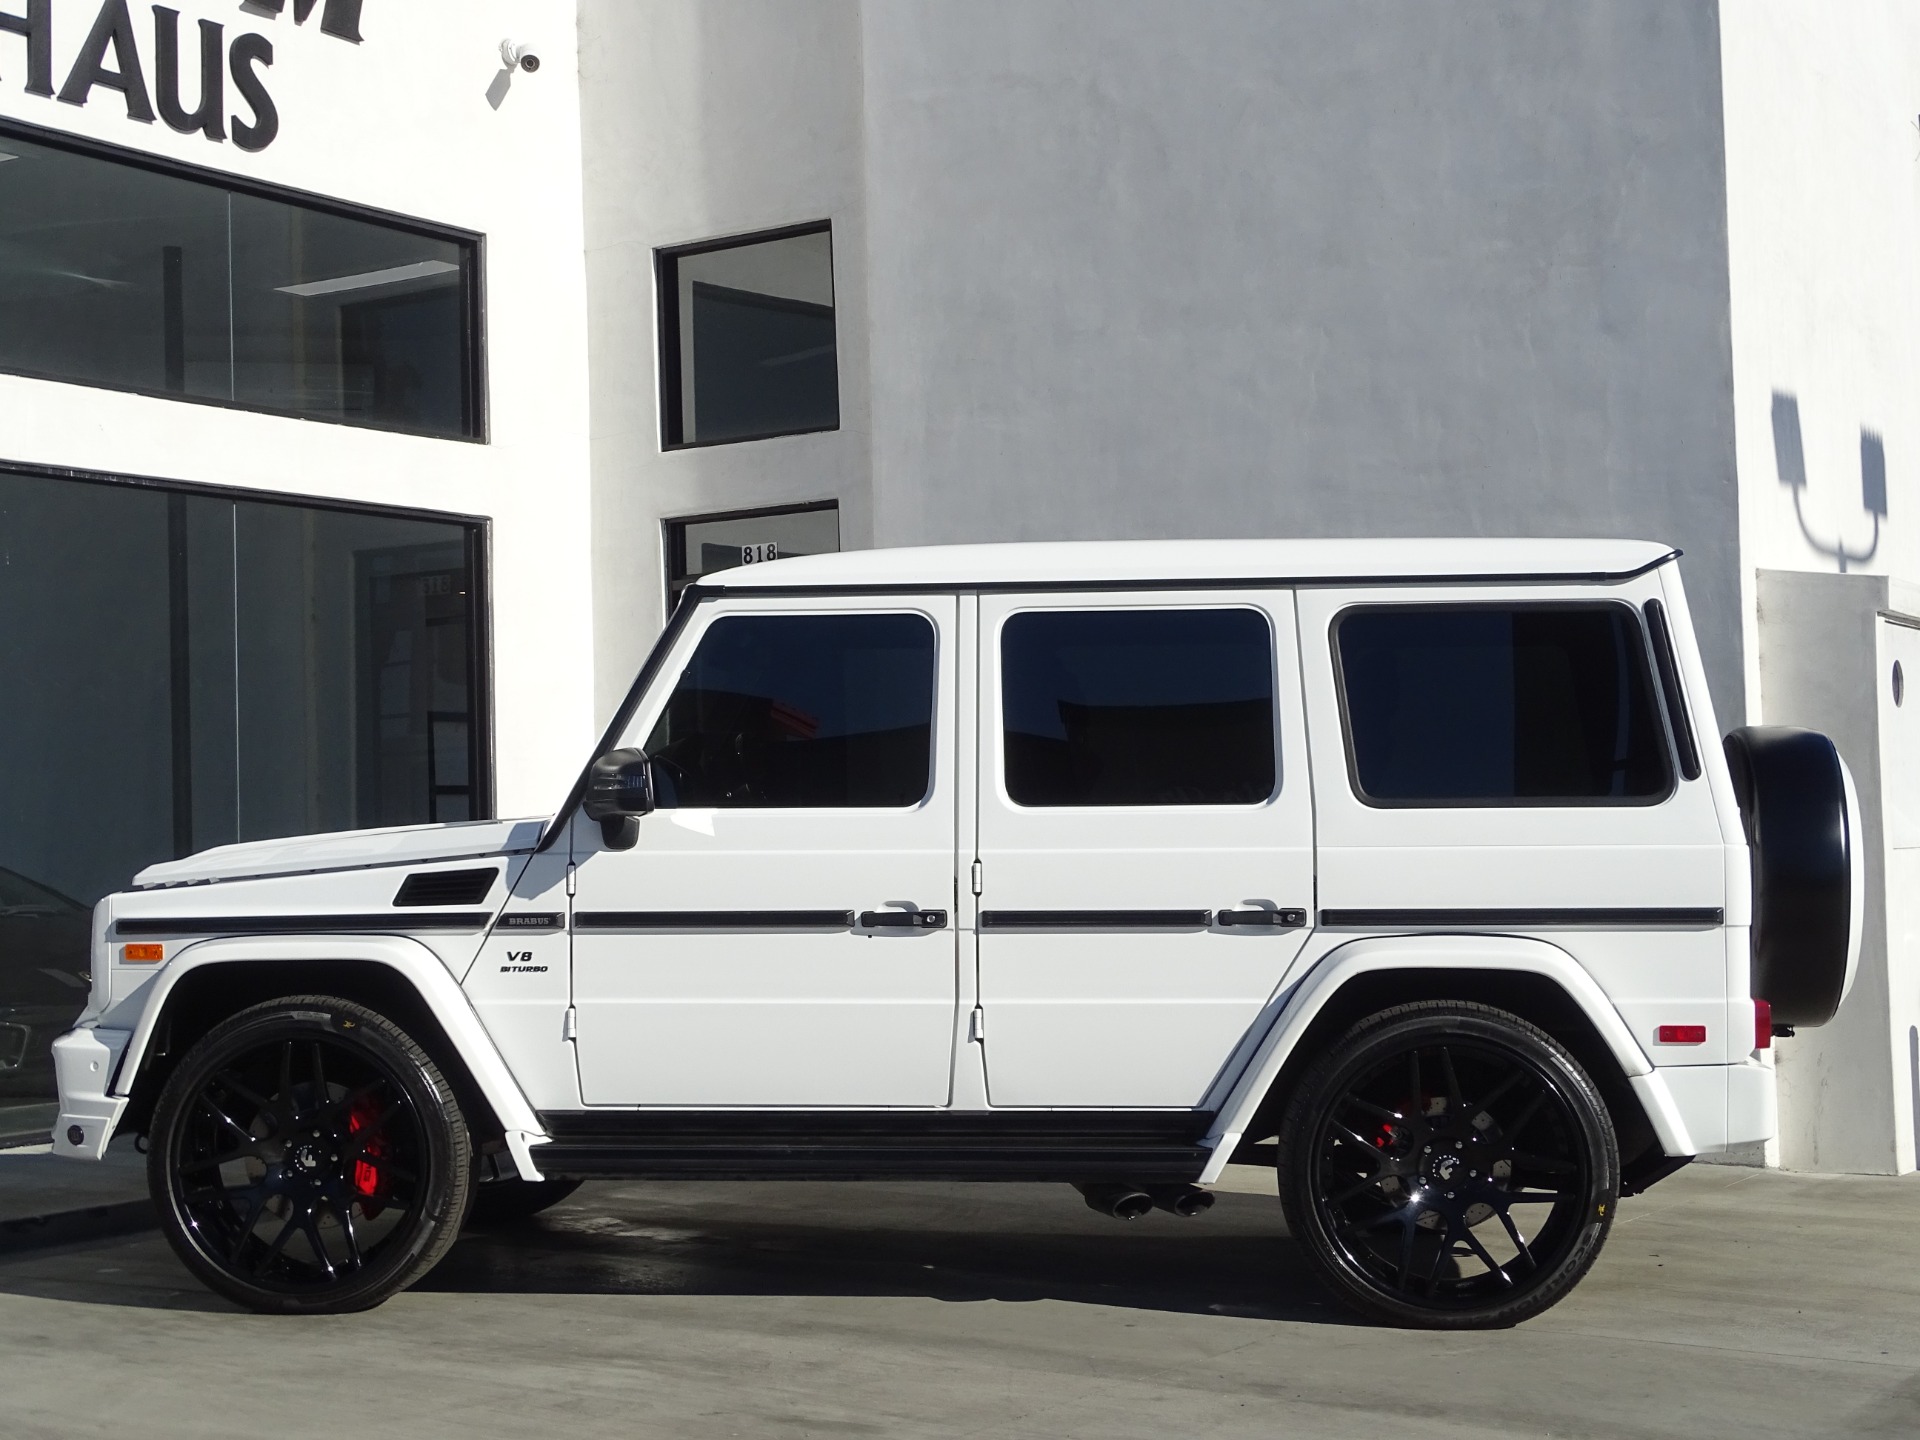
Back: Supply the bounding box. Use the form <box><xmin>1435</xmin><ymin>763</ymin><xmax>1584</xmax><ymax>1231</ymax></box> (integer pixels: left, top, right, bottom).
<box><xmin>426</xmin><ymin>1181</ymin><xmax>1346</xmax><ymax>1324</ymax></box>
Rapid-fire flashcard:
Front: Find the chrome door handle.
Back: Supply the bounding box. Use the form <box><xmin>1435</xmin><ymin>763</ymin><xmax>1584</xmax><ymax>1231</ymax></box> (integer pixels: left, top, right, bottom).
<box><xmin>859</xmin><ymin>909</ymin><xmax>949</xmax><ymax>930</ymax></box>
<box><xmin>1216</xmin><ymin>908</ymin><xmax>1307</xmax><ymax>928</ymax></box>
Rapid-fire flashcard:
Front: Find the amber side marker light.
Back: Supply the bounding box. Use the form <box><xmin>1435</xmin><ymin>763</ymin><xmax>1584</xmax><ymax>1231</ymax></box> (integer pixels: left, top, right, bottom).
<box><xmin>1655</xmin><ymin>1024</ymin><xmax>1707</xmax><ymax>1045</ymax></box>
<box><xmin>122</xmin><ymin>943</ymin><xmax>165</xmax><ymax>963</ymax></box>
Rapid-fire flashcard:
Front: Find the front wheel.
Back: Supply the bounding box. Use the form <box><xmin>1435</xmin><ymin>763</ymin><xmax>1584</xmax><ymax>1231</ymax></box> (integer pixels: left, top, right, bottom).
<box><xmin>1277</xmin><ymin>1001</ymin><xmax>1618</xmax><ymax>1328</ymax></box>
<box><xmin>147</xmin><ymin>995</ymin><xmax>473</xmax><ymax>1314</ymax></box>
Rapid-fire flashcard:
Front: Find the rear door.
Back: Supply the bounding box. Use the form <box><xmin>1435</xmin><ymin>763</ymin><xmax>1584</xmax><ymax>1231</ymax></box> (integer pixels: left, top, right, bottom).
<box><xmin>973</xmin><ymin>590</ymin><xmax>1315</xmax><ymax>1107</ymax></box>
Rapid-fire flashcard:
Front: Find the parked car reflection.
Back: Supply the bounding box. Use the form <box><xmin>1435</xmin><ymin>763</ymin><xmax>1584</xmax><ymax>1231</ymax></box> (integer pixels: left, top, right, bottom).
<box><xmin>0</xmin><ymin>866</ymin><xmax>92</xmax><ymax>1099</ymax></box>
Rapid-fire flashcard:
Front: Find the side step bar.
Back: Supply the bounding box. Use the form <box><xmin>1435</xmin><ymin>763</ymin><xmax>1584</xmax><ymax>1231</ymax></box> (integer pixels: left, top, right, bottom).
<box><xmin>534</xmin><ymin>1110</ymin><xmax>1215</xmax><ymax>1183</ymax></box>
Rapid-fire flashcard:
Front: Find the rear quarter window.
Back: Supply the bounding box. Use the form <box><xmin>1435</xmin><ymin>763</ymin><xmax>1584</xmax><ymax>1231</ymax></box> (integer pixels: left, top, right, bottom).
<box><xmin>1334</xmin><ymin>604</ymin><xmax>1672</xmax><ymax>806</ymax></box>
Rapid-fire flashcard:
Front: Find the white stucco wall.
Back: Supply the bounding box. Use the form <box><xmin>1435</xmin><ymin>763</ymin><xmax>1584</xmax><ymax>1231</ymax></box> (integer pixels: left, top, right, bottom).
<box><xmin>0</xmin><ymin>0</ymin><xmax>596</xmax><ymax>819</ymax></box>
<box><xmin>1722</xmin><ymin>3</ymin><xmax>1920</xmax><ymax>1173</ymax></box>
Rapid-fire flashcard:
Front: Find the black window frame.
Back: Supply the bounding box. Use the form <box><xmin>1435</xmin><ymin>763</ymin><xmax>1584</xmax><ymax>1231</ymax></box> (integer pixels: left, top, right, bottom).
<box><xmin>0</xmin><ymin>115</ymin><xmax>487</xmax><ymax>443</ymax></box>
<box><xmin>997</xmin><ymin>604</ymin><xmax>1281</xmax><ymax>810</ymax></box>
<box><xmin>656</xmin><ymin>220</ymin><xmax>838</xmax><ymax>451</ymax></box>
<box><xmin>0</xmin><ymin>456</ymin><xmax>495</xmax><ymax>830</ymax></box>
<box><xmin>1330</xmin><ymin>600</ymin><xmax>1677</xmax><ymax>810</ymax></box>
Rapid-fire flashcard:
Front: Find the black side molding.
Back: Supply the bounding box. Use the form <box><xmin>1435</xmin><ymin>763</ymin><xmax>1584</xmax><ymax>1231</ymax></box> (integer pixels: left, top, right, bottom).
<box><xmin>116</xmin><ymin>913</ymin><xmax>494</xmax><ymax>936</ymax></box>
<box><xmin>574</xmin><ymin>910</ymin><xmax>855</xmax><ymax>931</ymax></box>
<box><xmin>979</xmin><ymin>910</ymin><xmax>1212</xmax><ymax>930</ymax></box>
<box><xmin>495</xmin><ymin>912</ymin><xmax>565</xmax><ymax>931</ymax></box>
<box><xmin>1318</xmin><ymin>907</ymin><xmax>1725</xmax><ymax>929</ymax></box>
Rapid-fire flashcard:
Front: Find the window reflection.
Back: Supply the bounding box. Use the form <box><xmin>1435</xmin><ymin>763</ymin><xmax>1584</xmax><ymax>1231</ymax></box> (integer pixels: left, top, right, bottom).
<box><xmin>0</xmin><ymin>130</ymin><xmax>476</xmax><ymax>438</ymax></box>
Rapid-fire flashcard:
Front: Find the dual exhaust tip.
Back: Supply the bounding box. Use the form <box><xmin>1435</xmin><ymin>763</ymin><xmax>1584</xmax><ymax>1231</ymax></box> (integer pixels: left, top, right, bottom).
<box><xmin>1075</xmin><ymin>1181</ymin><xmax>1215</xmax><ymax>1220</ymax></box>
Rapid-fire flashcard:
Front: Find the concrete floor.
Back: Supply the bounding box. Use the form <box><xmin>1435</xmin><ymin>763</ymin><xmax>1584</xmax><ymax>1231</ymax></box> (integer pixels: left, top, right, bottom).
<box><xmin>0</xmin><ymin>1163</ymin><xmax>1914</xmax><ymax>1439</ymax></box>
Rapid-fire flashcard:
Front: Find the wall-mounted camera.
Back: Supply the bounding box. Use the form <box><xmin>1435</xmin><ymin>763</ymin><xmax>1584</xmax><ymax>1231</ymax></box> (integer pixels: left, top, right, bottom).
<box><xmin>500</xmin><ymin>40</ymin><xmax>541</xmax><ymax>74</ymax></box>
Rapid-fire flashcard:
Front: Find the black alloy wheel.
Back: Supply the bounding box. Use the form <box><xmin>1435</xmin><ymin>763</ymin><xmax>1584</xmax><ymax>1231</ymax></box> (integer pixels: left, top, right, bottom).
<box><xmin>1277</xmin><ymin>1001</ymin><xmax>1619</xmax><ymax>1328</ymax></box>
<box><xmin>148</xmin><ymin>995</ymin><xmax>472</xmax><ymax>1314</ymax></box>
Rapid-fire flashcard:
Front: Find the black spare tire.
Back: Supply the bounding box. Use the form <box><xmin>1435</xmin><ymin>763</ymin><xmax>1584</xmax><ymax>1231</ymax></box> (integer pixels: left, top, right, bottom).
<box><xmin>1723</xmin><ymin>726</ymin><xmax>1859</xmax><ymax>1027</ymax></box>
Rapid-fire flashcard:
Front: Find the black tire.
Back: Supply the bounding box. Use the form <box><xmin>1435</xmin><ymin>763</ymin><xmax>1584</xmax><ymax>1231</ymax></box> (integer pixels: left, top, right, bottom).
<box><xmin>1723</xmin><ymin>725</ymin><xmax>1856</xmax><ymax>1026</ymax></box>
<box><xmin>468</xmin><ymin>1176</ymin><xmax>583</xmax><ymax>1225</ymax></box>
<box><xmin>1277</xmin><ymin>1001</ymin><xmax>1618</xmax><ymax>1329</ymax></box>
<box><xmin>147</xmin><ymin>995</ymin><xmax>473</xmax><ymax>1314</ymax></box>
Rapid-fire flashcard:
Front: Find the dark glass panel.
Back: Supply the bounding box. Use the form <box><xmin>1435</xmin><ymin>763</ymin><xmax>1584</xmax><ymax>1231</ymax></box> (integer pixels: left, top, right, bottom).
<box><xmin>1001</xmin><ymin>609</ymin><xmax>1276</xmax><ymax>807</ymax></box>
<box><xmin>1337</xmin><ymin>606</ymin><xmax>1671</xmax><ymax>804</ymax></box>
<box><xmin>644</xmin><ymin>614</ymin><xmax>934</xmax><ymax>808</ymax></box>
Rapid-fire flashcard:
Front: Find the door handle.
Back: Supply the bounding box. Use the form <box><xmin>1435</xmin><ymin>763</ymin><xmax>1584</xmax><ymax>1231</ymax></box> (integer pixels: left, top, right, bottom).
<box><xmin>859</xmin><ymin>909</ymin><xmax>949</xmax><ymax>930</ymax></box>
<box><xmin>1216</xmin><ymin>908</ymin><xmax>1307</xmax><ymax>928</ymax></box>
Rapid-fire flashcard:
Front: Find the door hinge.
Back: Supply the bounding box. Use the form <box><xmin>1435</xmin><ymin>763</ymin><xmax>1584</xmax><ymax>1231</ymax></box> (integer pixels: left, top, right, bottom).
<box><xmin>565</xmin><ymin>863</ymin><xmax>577</xmax><ymax>897</ymax></box>
<box><xmin>970</xmin><ymin>860</ymin><xmax>984</xmax><ymax>896</ymax></box>
<box><xmin>968</xmin><ymin>1006</ymin><xmax>985</xmax><ymax>1042</ymax></box>
<box><xmin>563</xmin><ymin>1006</ymin><xmax>577</xmax><ymax>1041</ymax></box>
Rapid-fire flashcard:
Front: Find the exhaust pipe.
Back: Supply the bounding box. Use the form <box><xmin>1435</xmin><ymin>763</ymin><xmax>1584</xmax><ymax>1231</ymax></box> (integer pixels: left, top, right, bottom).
<box><xmin>1075</xmin><ymin>1182</ymin><xmax>1154</xmax><ymax>1220</ymax></box>
<box><xmin>1147</xmin><ymin>1184</ymin><xmax>1214</xmax><ymax>1218</ymax></box>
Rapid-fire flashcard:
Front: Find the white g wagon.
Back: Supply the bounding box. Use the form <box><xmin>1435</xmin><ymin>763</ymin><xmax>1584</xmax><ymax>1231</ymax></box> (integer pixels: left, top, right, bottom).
<box><xmin>51</xmin><ymin>540</ymin><xmax>1859</xmax><ymax>1326</ymax></box>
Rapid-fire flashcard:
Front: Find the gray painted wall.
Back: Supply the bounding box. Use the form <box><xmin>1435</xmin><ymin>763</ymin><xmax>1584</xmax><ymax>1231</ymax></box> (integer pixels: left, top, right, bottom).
<box><xmin>578</xmin><ymin>0</ymin><xmax>1743</xmax><ymax>727</ymax></box>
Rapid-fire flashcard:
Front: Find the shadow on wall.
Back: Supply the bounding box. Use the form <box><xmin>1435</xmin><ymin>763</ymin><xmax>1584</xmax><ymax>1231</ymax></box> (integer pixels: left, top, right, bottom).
<box><xmin>1911</xmin><ymin>1026</ymin><xmax>1919</xmax><ymax>1167</ymax></box>
<box><xmin>1771</xmin><ymin>390</ymin><xmax>1886</xmax><ymax>572</ymax></box>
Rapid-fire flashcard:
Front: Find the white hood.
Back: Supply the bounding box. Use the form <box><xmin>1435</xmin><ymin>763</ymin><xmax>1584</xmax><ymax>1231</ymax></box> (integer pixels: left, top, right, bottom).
<box><xmin>132</xmin><ymin>817</ymin><xmax>549</xmax><ymax>888</ymax></box>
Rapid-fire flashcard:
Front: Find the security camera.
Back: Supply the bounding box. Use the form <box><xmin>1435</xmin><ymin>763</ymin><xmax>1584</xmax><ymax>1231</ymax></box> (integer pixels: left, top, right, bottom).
<box><xmin>500</xmin><ymin>40</ymin><xmax>541</xmax><ymax>73</ymax></box>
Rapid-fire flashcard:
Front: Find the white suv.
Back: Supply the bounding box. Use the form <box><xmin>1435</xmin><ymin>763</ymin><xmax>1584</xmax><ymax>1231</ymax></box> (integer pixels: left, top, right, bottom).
<box><xmin>51</xmin><ymin>540</ymin><xmax>1860</xmax><ymax>1326</ymax></box>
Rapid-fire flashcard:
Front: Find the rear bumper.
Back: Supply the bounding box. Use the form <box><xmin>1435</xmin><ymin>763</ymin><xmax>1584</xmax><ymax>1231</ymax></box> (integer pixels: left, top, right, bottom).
<box><xmin>50</xmin><ymin>1027</ymin><xmax>131</xmax><ymax>1160</ymax></box>
<box><xmin>1632</xmin><ymin>1060</ymin><xmax>1775</xmax><ymax>1157</ymax></box>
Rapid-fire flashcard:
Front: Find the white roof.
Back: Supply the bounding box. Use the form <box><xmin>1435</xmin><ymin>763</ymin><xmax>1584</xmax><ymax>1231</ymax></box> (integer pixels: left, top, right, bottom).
<box><xmin>704</xmin><ymin>538</ymin><xmax>1676</xmax><ymax>591</ymax></box>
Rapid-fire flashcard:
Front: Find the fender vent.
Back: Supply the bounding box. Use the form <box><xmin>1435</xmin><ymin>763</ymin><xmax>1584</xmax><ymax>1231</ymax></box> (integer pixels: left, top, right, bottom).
<box><xmin>393</xmin><ymin>868</ymin><xmax>498</xmax><ymax>907</ymax></box>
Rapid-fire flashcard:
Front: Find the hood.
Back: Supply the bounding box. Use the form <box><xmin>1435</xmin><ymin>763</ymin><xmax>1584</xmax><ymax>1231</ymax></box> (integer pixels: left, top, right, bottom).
<box><xmin>132</xmin><ymin>817</ymin><xmax>549</xmax><ymax>889</ymax></box>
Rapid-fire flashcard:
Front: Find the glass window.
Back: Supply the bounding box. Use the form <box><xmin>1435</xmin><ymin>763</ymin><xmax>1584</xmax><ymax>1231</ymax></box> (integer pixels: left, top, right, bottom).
<box><xmin>659</xmin><ymin>225</ymin><xmax>838</xmax><ymax>447</ymax></box>
<box><xmin>1001</xmin><ymin>609</ymin><xmax>1276</xmax><ymax>807</ymax></box>
<box><xmin>664</xmin><ymin>502</ymin><xmax>840</xmax><ymax>610</ymax></box>
<box><xmin>644</xmin><ymin>614</ymin><xmax>934</xmax><ymax>808</ymax></box>
<box><xmin>0</xmin><ymin>470</ymin><xmax>487</xmax><ymax>1135</ymax></box>
<box><xmin>0</xmin><ymin>128</ymin><xmax>477</xmax><ymax>438</ymax></box>
<box><xmin>1336</xmin><ymin>605</ymin><xmax>1671</xmax><ymax>805</ymax></box>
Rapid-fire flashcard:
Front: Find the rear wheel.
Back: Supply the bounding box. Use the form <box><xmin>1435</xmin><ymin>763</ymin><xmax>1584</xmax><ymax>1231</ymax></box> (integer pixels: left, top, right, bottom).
<box><xmin>1277</xmin><ymin>1001</ymin><xmax>1618</xmax><ymax>1328</ymax></box>
<box><xmin>147</xmin><ymin>995</ymin><xmax>472</xmax><ymax>1314</ymax></box>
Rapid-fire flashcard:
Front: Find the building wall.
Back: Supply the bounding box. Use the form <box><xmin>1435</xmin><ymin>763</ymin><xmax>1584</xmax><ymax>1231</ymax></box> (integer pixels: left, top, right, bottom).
<box><xmin>1723</xmin><ymin>3</ymin><xmax>1920</xmax><ymax>1172</ymax></box>
<box><xmin>857</xmin><ymin>0</ymin><xmax>1746</xmax><ymax>730</ymax></box>
<box><xmin>0</xmin><ymin>0</ymin><xmax>597</xmax><ymax>820</ymax></box>
<box><xmin>576</xmin><ymin>0</ymin><xmax>873</xmax><ymax>723</ymax></box>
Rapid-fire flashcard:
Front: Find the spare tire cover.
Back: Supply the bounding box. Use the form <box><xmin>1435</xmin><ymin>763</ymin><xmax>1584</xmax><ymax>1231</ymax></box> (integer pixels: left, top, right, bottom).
<box><xmin>1722</xmin><ymin>726</ymin><xmax>1853</xmax><ymax>1027</ymax></box>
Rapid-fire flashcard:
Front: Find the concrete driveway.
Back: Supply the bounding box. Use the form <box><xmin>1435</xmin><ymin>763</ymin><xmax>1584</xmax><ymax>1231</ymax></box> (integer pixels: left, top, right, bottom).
<box><xmin>0</xmin><ymin>1162</ymin><xmax>1914</xmax><ymax>1439</ymax></box>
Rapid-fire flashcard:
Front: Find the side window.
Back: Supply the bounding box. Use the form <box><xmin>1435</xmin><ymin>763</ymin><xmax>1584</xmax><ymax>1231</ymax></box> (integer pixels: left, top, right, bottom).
<box><xmin>1001</xmin><ymin>608</ymin><xmax>1276</xmax><ymax>806</ymax></box>
<box><xmin>1335</xmin><ymin>605</ymin><xmax>1672</xmax><ymax>805</ymax></box>
<box><xmin>643</xmin><ymin>613</ymin><xmax>935</xmax><ymax>807</ymax></box>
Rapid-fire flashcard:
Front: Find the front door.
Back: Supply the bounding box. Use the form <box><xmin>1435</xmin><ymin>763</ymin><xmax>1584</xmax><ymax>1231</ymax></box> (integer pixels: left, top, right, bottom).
<box><xmin>570</xmin><ymin>594</ymin><xmax>960</xmax><ymax>1106</ymax></box>
<box><xmin>974</xmin><ymin>591</ymin><xmax>1316</xmax><ymax>1108</ymax></box>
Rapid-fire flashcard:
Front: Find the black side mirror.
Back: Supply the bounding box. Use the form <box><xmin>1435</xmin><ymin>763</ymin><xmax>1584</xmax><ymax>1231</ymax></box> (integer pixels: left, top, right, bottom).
<box><xmin>584</xmin><ymin>748</ymin><xmax>653</xmax><ymax>849</ymax></box>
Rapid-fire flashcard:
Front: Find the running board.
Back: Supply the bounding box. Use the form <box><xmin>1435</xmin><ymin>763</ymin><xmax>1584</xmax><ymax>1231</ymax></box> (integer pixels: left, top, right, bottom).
<box><xmin>534</xmin><ymin>1109</ymin><xmax>1215</xmax><ymax>1183</ymax></box>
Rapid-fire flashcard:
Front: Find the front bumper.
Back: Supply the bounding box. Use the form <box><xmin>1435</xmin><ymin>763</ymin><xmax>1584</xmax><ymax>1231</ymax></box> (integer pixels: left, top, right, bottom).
<box><xmin>51</xmin><ymin>1027</ymin><xmax>131</xmax><ymax>1160</ymax></box>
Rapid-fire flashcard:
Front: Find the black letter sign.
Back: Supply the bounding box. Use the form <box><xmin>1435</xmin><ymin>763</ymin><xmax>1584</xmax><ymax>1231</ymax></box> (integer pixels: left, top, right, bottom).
<box><xmin>228</xmin><ymin>30</ymin><xmax>275</xmax><ymax>152</ymax></box>
<box><xmin>153</xmin><ymin>6</ymin><xmax>223</xmax><ymax>140</ymax></box>
<box><xmin>0</xmin><ymin>0</ymin><xmax>53</xmax><ymax>97</ymax></box>
<box><xmin>57</xmin><ymin>0</ymin><xmax>155</xmax><ymax>121</ymax></box>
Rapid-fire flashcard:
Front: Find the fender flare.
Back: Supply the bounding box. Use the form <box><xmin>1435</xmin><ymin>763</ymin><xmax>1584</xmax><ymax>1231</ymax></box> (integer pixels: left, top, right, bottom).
<box><xmin>1197</xmin><ymin>933</ymin><xmax>1666</xmax><ymax>1182</ymax></box>
<box><xmin>106</xmin><ymin>935</ymin><xmax>550</xmax><ymax>1174</ymax></box>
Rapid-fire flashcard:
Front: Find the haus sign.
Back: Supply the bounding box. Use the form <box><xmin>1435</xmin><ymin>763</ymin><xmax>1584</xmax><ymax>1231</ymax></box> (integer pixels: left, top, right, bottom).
<box><xmin>0</xmin><ymin>0</ymin><xmax>362</xmax><ymax>153</ymax></box>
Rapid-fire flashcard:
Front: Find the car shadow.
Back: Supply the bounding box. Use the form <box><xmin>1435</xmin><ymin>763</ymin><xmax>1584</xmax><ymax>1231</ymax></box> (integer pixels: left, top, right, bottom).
<box><xmin>417</xmin><ymin>1180</ymin><xmax>1354</xmax><ymax>1326</ymax></box>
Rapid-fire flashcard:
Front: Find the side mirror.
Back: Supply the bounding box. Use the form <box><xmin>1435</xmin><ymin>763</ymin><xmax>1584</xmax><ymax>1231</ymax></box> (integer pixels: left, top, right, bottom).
<box><xmin>583</xmin><ymin>748</ymin><xmax>653</xmax><ymax>849</ymax></box>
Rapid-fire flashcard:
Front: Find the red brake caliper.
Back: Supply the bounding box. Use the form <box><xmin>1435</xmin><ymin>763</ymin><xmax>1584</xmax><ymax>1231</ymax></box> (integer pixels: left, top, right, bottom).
<box><xmin>348</xmin><ymin>1099</ymin><xmax>386</xmax><ymax>1217</ymax></box>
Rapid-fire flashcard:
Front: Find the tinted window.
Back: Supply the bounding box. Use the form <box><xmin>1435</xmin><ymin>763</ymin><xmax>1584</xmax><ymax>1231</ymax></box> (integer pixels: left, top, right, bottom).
<box><xmin>1337</xmin><ymin>606</ymin><xmax>1671</xmax><ymax>804</ymax></box>
<box><xmin>644</xmin><ymin>614</ymin><xmax>934</xmax><ymax>807</ymax></box>
<box><xmin>0</xmin><ymin>131</ymin><xmax>477</xmax><ymax>438</ymax></box>
<box><xmin>1002</xmin><ymin>609</ymin><xmax>1275</xmax><ymax>806</ymax></box>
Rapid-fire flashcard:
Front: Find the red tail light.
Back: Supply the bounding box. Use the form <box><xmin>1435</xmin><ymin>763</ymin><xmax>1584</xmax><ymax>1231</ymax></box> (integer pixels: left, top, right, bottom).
<box><xmin>1754</xmin><ymin>997</ymin><xmax>1773</xmax><ymax>1051</ymax></box>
